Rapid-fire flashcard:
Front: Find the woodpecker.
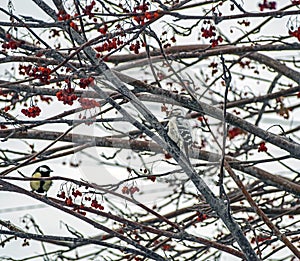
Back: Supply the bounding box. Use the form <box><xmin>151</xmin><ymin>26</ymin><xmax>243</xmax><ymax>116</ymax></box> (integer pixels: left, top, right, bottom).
<box><xmin>167</xmin><ymin>109</ymin><xmax>193</xmax><ymax>158</ymax></box>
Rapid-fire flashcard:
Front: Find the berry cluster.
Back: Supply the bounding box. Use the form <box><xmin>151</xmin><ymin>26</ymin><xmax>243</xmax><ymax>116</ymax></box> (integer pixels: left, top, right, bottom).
<box><xmin>258</xmin><ymin>0</ymin><xmax>276</xmax><ymax>11</ymax></box>
<box><xmin>83</xmin><ymin>0</ymin><xmax>96</xmax><ymax>19</ymax></box>
<box><xmin>65</xmin><ymin>197</ymin><xmax>73</xmax><ymax>206</ymax></box>
<box><xmin>208</xmin><ymin>61</ymin><xmax>218</xmax><ymax>76</ymax></box>
<box><xmin>79</xmin><ymin>77</ymin><xmax>94</xmax><ymax>89</ymax></box>
<box><xmin>238</xmin><ymin>20</ymin><xmax>250</xmax><ymax>27</ymax></box>
<box><xmin>161</xmin><ymin>243</ymin><xmax>173</xmax><ymax>251</ymax></box>
<box><xmin>0</xmin><ymin>89</ymin><xmax>8</xmax><ymax>98</ymax></box>
<box><xmin>210</xmin><ymin>37</ymin><xmax>223</xmax><ymax>48</ymax></box>
<box><xmin>133</xmin><ymin>11</ymin><xmax>160</xmax><ymax>25</ymax></box>
<box><xmin>2</xmin><ymin>39</ymin><xmax>23</xmax><ymax>50</ymax></box>
<box><xmin>289</xmin><ymin>27</ymin><xmax>300</xmax><ymax>41</ymax></box>
<box><xmin>35</xmin><ymin>67</ymin><xmax>52</xmax><ymax>84</ymax></box>
<box><xmin>147</xmin><ymin>175</ymin><xmax>156</xmax><ymax>182</ymax></box>
<box><xmin>258</xmin><ymin>141</ymin><xmax>268</xmax><ymax>152</ymax></box>
<box><xmin>134</xmin><ymin>3</ymin><xmax>149</xmax><ymax>14</ymax></box>
<box><xmin>18</xmin><ymin>65</ymin><xmax>52</xmax><ymax>84</ymax></box>
<box><xmin>239</xmin><ymin>60</ymin><xmax>251</xmax><ymax>69</ymax></box>
<box><xmin>201</xmin><ymin>23</ymin><xmax>217</xmax><ymax>39</ymax></box>
<box><xmin>228</xmin><ymin>127</ymin><xmax>244</xmax><ymax>140</ymax></box>
<box><xmin>91</xmin><ymin>199</ymin><xmax>104</xmax><ymax>210</ymax></box>
<box><xmin>21</xmin><ymin>105</ymin><xmax>41</xmax><ymax>118</ymax></box>
<box><xmin>122</xmin><ymin>186</ymin><xmax>140</xmax><ymax>195</ymax></box>
<box><xmin>78</xmin><ymin>98</ymin><xmax>98</xmax><ymax>109</ymax></box>
<box><xmin>196</xmin><ymin>211</ymin><xmax>208</xmax><ymax>222</ymax></box>
<box><xmin>57</xmin><ymin>10</ymin><xmax>78</xmax><ymax>30</ymax></box>
<box><xmin>57</xmin><ymin>10</ymin><xmax>71</xmax><ymax>21</ymax></box>
<box><xmin>19</xmin><ymin>64</ymin><xmax>33</xmax><ymax>76</ymax></box>
<box><xmin>56</xmin><ymin>88</ymin><xmax>77</xmax><ymax>105</ymax></box>
<box><xmin>98</xmin><ymin>24</ymin><xmax>108</xmax><ymax>34</ymax></box>
<box><xmin>200</xmin><ymin>21</ymin><xmax>223</xmax><ymax>47</ymax></box>
<box><xmin>2</xmin><ymin>33</ymin><xmax>24</xmax><ymax>50</ymax></box>
<box><xmin>72</xmin><ymin>188</ymin><xmax>82</xmax><ymax>198</ymax></box>
<box><xmin>164</xmin><ymin>153</ymin><xmax>172</xmax><ymax>159</ymax></box>
<box><xmin>78</xmin><ymin>98</ymin><xmax>100</xmax><ymax>109</ymax></box>
<box><xmin>57</xmin><ymin>191</ymin><xmax>66</xmax><ymax>199</ymax></box>
<box><xmin>129</xmin><ymin>40</ymin><xmax>143</xmax><ymax>54</ymax></box>
<box><xmin>57</xmin><ymin>188</ymin><xmax>105</xmax><ymax>216</ymax></box>
<box><xmin>159</xmin><ymin>31</ymin><xmax>176</xmax><ymax>49</ymax></box>
<box><xmin>197</xmin><ymin>116</ymin><xmax>204</xmax><ymax>122</ymax></box>
<box><xmin>93</xmin><ymin>4</ymin><xmax>159</xmax><ymax>57</ymax></box>
<box><xmin>117</xmin><ymin>2</ymin><xmax>160</xmax><ymax>26</ymax></box>
<box><xmin>132</xmin><ymin>2</ymin><xmax>149</xmax><ymax>25</ymax></box>
<box><xmin>95</xmin><ymin>37</ymin><xmax>124</xmax><ymax>56</ymax></box>
<box><xmin>49</xmin><ymin>29</ymin><xmax>60</xmax><ymax>38</ymax></box>
<box><xmin>251</xmin><ymin>235</ymin><xmax>271</xmax><ymax>244</ymax></box>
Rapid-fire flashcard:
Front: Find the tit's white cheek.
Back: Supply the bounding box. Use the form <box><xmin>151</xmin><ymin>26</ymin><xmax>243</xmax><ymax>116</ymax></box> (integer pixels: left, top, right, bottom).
<box><xmin>39</xmin><ymin>167</ymin><xmax>48</xmax><ymax>173</ymax></box>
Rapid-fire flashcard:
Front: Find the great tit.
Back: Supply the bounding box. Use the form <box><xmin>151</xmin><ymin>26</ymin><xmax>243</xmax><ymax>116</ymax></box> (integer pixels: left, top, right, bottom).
<box><xmin>30</xmin><ymin>165</ymin><xmax>53</xmax><ymax>194</ymax></box>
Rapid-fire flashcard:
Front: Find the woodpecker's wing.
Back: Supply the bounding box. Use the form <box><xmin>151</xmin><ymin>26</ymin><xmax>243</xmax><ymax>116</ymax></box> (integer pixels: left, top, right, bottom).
<box><xmin>167</xmin><ymin>117</ymin><xmax>181</xmax><ymax>144</ymax></box>
<box><xmin>167</xmin><ymin>114</ymin><xmax>193</xmax><ymax>159</ymax></box>
<box><xmin>176</xmin><ymin>116</ymin><xmax>193</xmax><ymax>158</ymax></box>
<box><xmin>176</xmin><ymin>117</ymin><xmax>193</xmax><ymax>147</ymax></box>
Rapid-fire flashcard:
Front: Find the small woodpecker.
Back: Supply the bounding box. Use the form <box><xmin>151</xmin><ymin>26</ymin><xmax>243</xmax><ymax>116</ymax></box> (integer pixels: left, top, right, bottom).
<box><xmin>167</xmin><ymin>109</ymin><xmax>193</xmax><ymax>158</ymax></box>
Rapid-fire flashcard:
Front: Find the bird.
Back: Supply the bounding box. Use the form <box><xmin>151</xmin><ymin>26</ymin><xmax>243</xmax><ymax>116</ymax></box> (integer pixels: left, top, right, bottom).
<box><xmin>167</xmin><ymin>108</ymin><xmax>193</xmax><ymax>158</ymax></box>
<box><xmin>30</xmin><ymin>165</ymin><xmax>53</xmax><ymax>194</ymax></box>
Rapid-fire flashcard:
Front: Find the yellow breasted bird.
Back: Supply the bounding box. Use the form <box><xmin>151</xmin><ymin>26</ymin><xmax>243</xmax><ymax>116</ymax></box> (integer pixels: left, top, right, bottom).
<box><xmin>30</xmin><ymin>165</ymin><xmax>53</xmax><ymax>194</ymax></box>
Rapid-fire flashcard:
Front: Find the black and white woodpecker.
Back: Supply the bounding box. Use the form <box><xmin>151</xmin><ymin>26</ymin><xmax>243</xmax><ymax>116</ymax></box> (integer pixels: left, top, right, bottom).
<box><xmin>166</xmin><ymin>109</ymin><xmax>193</xmax><ymax>158</ymax></box>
